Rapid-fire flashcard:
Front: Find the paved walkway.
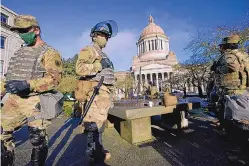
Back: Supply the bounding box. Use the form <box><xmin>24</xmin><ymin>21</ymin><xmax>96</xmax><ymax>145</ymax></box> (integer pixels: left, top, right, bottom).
<box><xmin>14</xmin><ymin>114</ymin><xmax>229</xmax><ymax>166</ymax></box>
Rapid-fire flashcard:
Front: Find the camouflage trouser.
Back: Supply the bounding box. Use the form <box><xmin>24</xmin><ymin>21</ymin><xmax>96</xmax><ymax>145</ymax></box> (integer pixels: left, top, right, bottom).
<box><xmin>80</xmin><ymin>87</ymin><xmax>112</xmax><ymax>163</ymax></box>
<box><xmin>84</xmin><ymin>122</ymin><xmax>106</xmax><ymax>163</ymax></box>
<box><xmin>0</xmin><ymin>94</ymin><xmax>51</xmax><ymax>150</ymax></box>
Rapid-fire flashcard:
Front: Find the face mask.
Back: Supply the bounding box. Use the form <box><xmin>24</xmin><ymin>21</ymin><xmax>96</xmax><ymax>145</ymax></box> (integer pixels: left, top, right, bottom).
<box><xmin>19</xmin><ymin>32</ymin><xmax>37</xmax><ymax>46</ymax></box>
<box><xmin>94</xmin><ymin>36</ymin><xmax>107</xmax><ymax>48</ymax></box>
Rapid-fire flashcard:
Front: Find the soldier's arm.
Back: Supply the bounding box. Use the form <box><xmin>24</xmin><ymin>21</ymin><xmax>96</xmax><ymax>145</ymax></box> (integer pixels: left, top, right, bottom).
<box><xmin>0</xmin><ymin>80</ymin><xmax>6</xmax><ymax>95</ymax></box>
<box><xmin>28</xmin><ymin>49</ymin><xmax>63</xmax><ymax>93</ymax></box>
<box><xmin>76</xmin><ymin>47</ymin><xmax>102</xmax><ymax>76</ymax></box>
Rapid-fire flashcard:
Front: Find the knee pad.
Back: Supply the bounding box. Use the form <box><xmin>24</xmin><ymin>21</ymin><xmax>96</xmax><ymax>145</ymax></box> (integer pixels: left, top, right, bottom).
<box><xmin>28</xmin><ymin>127</ymin><xmax>46</xmax><ymax>147</ymax></box>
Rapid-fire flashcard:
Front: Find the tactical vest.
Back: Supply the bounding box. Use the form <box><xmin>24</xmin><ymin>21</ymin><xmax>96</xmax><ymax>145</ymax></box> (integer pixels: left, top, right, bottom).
<box><xmin>215</xmin><ymin>49</ymin><xmax>249</xmax><ymax>94</ymax></box>
<box><xmin>6</xmin><ymin>44</ymin><xmax>52</xmax><ymax>81</ymax></box>
<box><xmin>92</xmin><ymin>45</ymin><xmax>115</xmax><ymax>85</ymax></box>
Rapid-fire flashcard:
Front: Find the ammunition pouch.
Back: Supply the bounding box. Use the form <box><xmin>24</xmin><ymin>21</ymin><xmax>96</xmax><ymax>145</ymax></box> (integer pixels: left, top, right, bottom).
<box><xmin>75</xmin><ymin>77</ymin><xmax>110</xmax><ymax>102</ymax></box>
<box><xmin>75</xmin><ymin>79</ymin><xmax>93</xmax><ymax>102</ymax></box>
<box><xmin>36</xmin><ymin>91</ymin><xmax>64</xmax><ymax>120</ymax></box>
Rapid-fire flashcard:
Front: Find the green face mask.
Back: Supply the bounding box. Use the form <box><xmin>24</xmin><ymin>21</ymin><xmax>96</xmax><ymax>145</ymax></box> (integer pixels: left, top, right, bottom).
<box><xmin>19</xmin><ymin>32</ymin><xmax>37</xmax><ymax>46</ymax></box>
<box><xmin>95</xmin><ymin>37</ymin><xmax>107</xmax><ymax>48</ymax></box>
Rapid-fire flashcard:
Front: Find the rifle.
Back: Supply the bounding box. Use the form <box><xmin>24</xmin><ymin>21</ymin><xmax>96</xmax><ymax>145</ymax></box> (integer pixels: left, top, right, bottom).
<box><xmin>78</xmin><ymin>76</ymin><xmax>104</xmax><ymax>125</ymax></box>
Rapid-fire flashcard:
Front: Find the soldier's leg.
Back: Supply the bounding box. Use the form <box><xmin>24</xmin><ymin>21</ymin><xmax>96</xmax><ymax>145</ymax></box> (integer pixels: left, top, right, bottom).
<box><xmin>93</xmin><ymin>124</ymin><xmax>106</xmax><ymax>163</ymax></box>
<box><xmin>84</xmin><ymin>123</ymin><xmax>105</xmax><ymax>164</ymax></box>
<box><xmin>28</xmin><ymin>119</ymin><xmax>51</xmax><ymax>166</ymax></box>
<box><xmin>1</xmin><ymin>95</ymin><xmax>27</xmax><ymax>165</ymax></box>
<box><xmin>17</xmin><ymin>95</ymin><xmax>51</xmax><ymax>166</ymax></box>
<box><xmin>84</xmin><ymin>123</ymin><xmax>98</xmax><ymax>162</ymax></box>
<box><xmin>83</xmin><ymin>88</ymin><xmax>112</xmax><ymax>164</ymax></box>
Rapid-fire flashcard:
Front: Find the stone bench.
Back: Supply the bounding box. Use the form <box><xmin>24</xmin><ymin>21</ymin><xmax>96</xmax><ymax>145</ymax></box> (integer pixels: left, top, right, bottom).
<box><xmin>107</xmin><ymin>103</ymin><xmax>194</xmax><ymax>145</ymax></box>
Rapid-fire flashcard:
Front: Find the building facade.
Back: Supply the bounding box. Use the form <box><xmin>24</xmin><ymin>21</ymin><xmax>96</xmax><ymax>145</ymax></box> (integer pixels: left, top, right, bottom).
<box><xmin>1</xmin><ymin>5</ymin><xmax>23</xmax><ymax>78</ymax></box>
<box><xmin>131</xmin><ymin>15</ymin><xmax>178</xmax><ymax>93</ymax></box>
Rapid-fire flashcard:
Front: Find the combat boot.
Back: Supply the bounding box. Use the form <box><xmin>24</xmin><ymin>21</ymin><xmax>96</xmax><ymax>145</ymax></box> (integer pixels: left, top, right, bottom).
<box><xmin>30</xmin><ymin>144</ymin><xmax>48</xmax><ymax>166</ymax></box>
<box><xmin>28</xmin><ymin>127</ymin><xmax>48</xmax><ymax>166</ymax></box>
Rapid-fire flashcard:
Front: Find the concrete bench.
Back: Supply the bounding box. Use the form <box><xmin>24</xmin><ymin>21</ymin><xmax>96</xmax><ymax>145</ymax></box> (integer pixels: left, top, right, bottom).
<box><xmin>107</xmin><ymin>103</ymin><xmax>194</xmax><ymax>145</ymax></box>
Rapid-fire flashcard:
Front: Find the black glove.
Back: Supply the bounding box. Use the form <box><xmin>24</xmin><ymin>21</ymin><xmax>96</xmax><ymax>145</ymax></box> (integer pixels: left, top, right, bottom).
<box><xmin>4</xmin><ymin>80</ymin><xmax>31</xmax><ymax>96</ymax></box>
<box><xmin>101</xmin><ymin>57</ymin><xmax>114</xmax><ymax>70</ymax></box>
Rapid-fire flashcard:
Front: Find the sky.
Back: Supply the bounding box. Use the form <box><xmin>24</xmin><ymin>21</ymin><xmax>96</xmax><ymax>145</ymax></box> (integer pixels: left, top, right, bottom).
<box><xmin>2</xmin><ymin>0</ymin><xmax>249</xmax><ymax>71</ymax></box>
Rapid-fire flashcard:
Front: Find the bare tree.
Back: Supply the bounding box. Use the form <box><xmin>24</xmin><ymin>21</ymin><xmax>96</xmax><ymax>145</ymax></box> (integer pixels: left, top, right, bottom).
<box><xmin>182</xmin><ymin>12</ymin><xmax>249</xmax><ymax>98</ymax></box>
<box><xmin>115</xmin><ymin>74</ymin><xmax>134</xmax><ymax>99</ymax></box>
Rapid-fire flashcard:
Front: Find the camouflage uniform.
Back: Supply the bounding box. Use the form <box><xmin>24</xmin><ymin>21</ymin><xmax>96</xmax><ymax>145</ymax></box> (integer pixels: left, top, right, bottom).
<box><xmin>0</xmin><ymin>15</ymin><xmax>63</xmax><ymax>166</ymax></box>
<box><xmin>151</xmin><ymin>85</ymin><xmax>159</xmax><ymax>99</ymax></box>
<box><xmin>75</xmin><ymin>20</ymin><xmax>117</xmax><ymax>164</ymax></box>
<box><xmin>211</xmin><ymin>34</ymin><xmax>249</xmax><ymax>163</ymax></box>
<box><xmin>212</xmin><ymin>35</ymin><xmax>249</xmax><ymax>128</ymax></box>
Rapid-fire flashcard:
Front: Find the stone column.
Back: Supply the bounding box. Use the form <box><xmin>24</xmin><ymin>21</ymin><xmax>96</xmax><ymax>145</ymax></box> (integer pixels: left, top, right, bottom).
<box><xmin>137</xmin><ymin>43</ymin><xmax>139</xmax><ymax>55</ymax></box>
<box><xmin>145</xmin><ymin>73</ymin><xmax>148</xmax><ymax>83</ymax></box>
<box><xmin>150</xmin><ymin>73</ymin><xmax>153</xmax><ymax>82</ymax></box>
<box><xmin>144</xmin><ymin>41</ymin><xmax>147</xmax><ymax>52</ymax></box>
<box><xmin>156</xmin><ymin>73</ymin><xmax>159</xmax><ymax>90</ymax></box>
<box><xmin>146</xmin><ymin>41</ymin><xmax>149</xmax><ymax>52</ymax></box>
<box><xmin>162</xmin><ymin>72</ymin><xmax>165</xmax><ymax>81</ymax></box>
<box><xmin>156</xmin><ymin>39</ymin><xmax>159</xmax><ymax>50</ymax></box>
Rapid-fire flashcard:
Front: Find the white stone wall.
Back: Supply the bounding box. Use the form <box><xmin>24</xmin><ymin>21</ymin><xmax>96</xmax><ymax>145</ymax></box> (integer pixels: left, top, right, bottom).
<box><xmin>1</xmin><ymin>5</ymin><xmax>23</xmax><ymax>78</ymax></box>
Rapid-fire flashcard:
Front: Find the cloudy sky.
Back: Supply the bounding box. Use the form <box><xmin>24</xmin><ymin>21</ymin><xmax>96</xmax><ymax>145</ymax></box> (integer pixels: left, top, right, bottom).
<box><xmin>2</xmin><ymin>0</ymin><xmax>248</xmax><ymax>71</ymax></box>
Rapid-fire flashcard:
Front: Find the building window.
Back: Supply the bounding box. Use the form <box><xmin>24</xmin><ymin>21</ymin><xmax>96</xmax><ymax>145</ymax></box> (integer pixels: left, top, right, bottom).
<box><xmin>152</xmin><ymin>40</ymin><xmax>154</xmax><ymax>50</ymax></box>
<box><xmin>1</xmin><ymin>36</ymin><xmax>6</xmax><ymax>49</ymax></box>
<box><xmin>1</xmin><ymin>13</ymin><xmax>8</xmax><ymax>24</ymax></box>
<box><xmin>0</xmin><ymin>60</ymin><xmax>3</xmax><ymax>75</ymax></box>
<box><xmin>161</xmin><ymin>40</ymin><xmax>163</xmax><ymax>50</ymax></box>
<box><xmin>149</xmin><ymin>41</ymin><xmax>151</xmax><ymax>51</ymax></box>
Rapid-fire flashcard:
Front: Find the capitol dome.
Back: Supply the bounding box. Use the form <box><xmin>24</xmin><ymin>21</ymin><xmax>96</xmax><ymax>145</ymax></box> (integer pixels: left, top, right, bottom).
<box><xmin>140</xmin><ymin>16</ymin><xmax>166</xmax><ymax>39</ymax></box>
<box><xmin>136</xmin><ymin>15</ymin><xmax>170</xmax><ymax>61</ymax></box>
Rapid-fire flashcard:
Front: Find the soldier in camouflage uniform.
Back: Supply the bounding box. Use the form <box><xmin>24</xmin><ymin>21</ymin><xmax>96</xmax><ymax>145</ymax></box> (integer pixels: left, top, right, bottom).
<box><xmin>0</xmin><ymin>15</ymin><xmax>63</xmax><ymax>166</ymax></box>
<box><xmin>74</xmin><ymin>20</ymin><xmax>118</xmax><ymax>165</ymax></box>
<box><xmin>211</xmin><ymin>34</ymin><xmax>249</xmax><ymax>163</ymax></box>
<box><xmin>211</xmin><ymin>34</ymin><xmax>249</xmax><ymax>129</ymax></box>
<box><xmin>150</xmin><ymin>82</ymin><xmax>159</xmax><ymax>99</ymax></box>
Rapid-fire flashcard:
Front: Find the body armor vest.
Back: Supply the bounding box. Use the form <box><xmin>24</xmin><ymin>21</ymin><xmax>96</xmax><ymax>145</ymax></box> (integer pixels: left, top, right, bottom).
<box><xmin>214</xmin><ymin>49</ymin><xmax>249</xmax><ymax>95</ymax></box>
<box><xmin>92</xmin><ymin>45</ymin><xmax>115</xmax><ymax>85</ymax></box>
<box><xmin>6</xmin><ymin>44</ymin><xmax>52</xmax><ymax>81</ymax></box>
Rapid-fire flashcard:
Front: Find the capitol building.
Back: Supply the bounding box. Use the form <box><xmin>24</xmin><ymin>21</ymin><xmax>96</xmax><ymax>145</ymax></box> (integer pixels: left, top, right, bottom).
<box><xmin>115</xmin><ymin>15</ymin><xmax>204</xmax><ymax>99</ymax></box>
<box><xmin>131</xmin><ymin>15</ymin><xmax>178</xmax><ymax>92</ymax></box>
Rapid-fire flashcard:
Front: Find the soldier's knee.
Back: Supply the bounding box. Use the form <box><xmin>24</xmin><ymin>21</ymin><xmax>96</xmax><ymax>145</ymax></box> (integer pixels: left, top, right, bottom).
<box><xmin>28</xmin><ymin>127</ymin><xmax>46</xmax><ymax>147</ymax></box>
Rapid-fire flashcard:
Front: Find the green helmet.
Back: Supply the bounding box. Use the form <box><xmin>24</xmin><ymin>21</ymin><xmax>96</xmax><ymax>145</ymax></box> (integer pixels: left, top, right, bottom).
<box><xmin>90</xmin><ymin>20</ymin><xmax>118</xmax><ymax>38</ymax></box>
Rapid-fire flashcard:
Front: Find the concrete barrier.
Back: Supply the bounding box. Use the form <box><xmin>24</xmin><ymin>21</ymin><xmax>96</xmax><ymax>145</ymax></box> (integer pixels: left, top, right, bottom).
<box><xmin>107</xmin><ymin>102</ymin><xmax>201</xmax><ymax>144</ymax></box>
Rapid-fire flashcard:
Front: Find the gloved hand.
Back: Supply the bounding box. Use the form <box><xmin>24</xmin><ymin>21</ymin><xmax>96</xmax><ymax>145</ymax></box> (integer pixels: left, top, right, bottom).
<box><xmin>100</xmin><ymin>57</ymin><xmax>114</xmax><ymax>69</ymax></box>
<box><xmin>4</xmin><ymin>80</ymin><xmax>30</xmax><ymax>96</ymax></box>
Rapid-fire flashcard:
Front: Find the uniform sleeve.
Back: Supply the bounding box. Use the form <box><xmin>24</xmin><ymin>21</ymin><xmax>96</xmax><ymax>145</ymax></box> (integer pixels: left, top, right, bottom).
<box><xmin>75</xmin><ymin>47</ymin><xmax>102</xmax><ymax>76</ymax></box>
<box><xmin>0</xmin><ymin>80</ymin><xmax>6</xmax><ymax>95</ymax></box>
<box><xmin>28</xmin><ymin>49</ymin><xmax>63</xmax><ymax>93</ymax></box>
